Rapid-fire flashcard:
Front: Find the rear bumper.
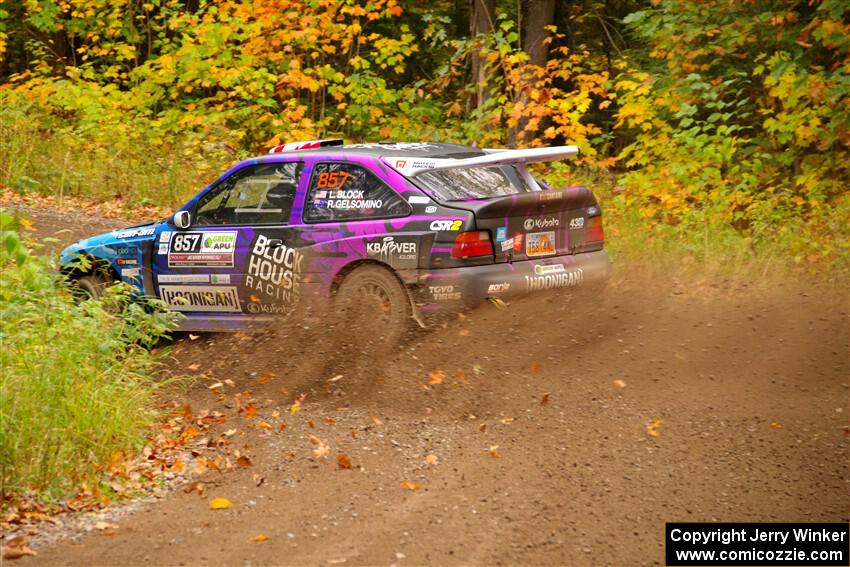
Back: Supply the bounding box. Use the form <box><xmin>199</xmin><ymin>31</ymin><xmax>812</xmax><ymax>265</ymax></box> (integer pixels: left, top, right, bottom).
<box><xmin>413</xmin><ymin>249</ymin><xmax>611</xmax><ymax>309</ymax></box>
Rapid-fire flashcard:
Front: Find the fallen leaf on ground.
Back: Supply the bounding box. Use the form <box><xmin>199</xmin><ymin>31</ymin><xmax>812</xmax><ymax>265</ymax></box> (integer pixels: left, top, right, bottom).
<box><xmin>189</xmin><ymin>334</ymin><xmax>200</xmax><ymax>340</ymax></box>
<box><xmin>1</xmin><ymin>545</ymin><xmax>37</xmax><ymax>559</ymax></box>
<box><xmin>337</xmin><ymin>453</ymin><xmax>353</xmax><ymax>469</ymax></box>
<box><xmin>488</xmin><ymin>445</ymin><xmax>500</xmax><ymax>458</ymax></box>
<box><xmin>530</xmin><ymin>361</ymin><xmax>541</xmax><ymax>374</ymax></box>
<box><xmin>187</xmin><ymin>363</ymin><xmax>201</xmax><ymax>371</ymax></box>
<box><xmin>209</xmin><ymin>497</ymin><xmax>232</xmax><ymax>509</ymax></box>
<box><xmin>183</xmin><ymin>481</ymin><xmax>205</xmax><ymax>495</ymax></box>
<box><xmin>223</xmin><ymin>429</ymin><xmax>237</xmax><ymax>437</ymax></box>
<box><xmin>429</xmin><ymin>370</ymin><xmax>446</xmax><ymax>385</ymax></box>
<box><xmin>479</xmin><ymin>423</ymin><xmax>487</xmax><ymax>432</ymax></box>
<box><xmin>425</xmin><ymin>454</ymin><xmax>439</xmax><ymax>465</ymax></box>
<box><xmin>308</xmin><ymin>420</ymin><xmax>316</xmax><ymax>429</ymax></box>
<box><xmin>770</xmin><ymin>421</ymin><xmax>783</xmax><ymax>429</ymax></box>
<box><xmin>454</xmin><ymin>369</ymin><xmax>467</xmax><ymax>384</ymax></box>
<box><xmin>328</xmin><ymin>374</ymin><xmax>343</xmax><ymax>382</ymax></box>
<box><xmin>400</xmin><ymin>481</ymin><xmax>423</xmax><ymax>490</ymax></box>
<box><xmin>208</xmin><ymin>382</ymin><xmax>223</xmax><ymax>390</ymax></box>
<box><xmin>309</xmin><ymin>436</ymin><xmax>330</xmax><ymax>459</ymax></box>
<box><xmin>541</xmin><ymin>392</ymin><xmax>550</xmax><ymax>405</ymax></box>
<box><xmin>237</xmin><ymin>456</ymin><xmax>253</xmax><ymax>467</ymax></box>
<box><xmin>646</xmin><ymin>419</ymin><xmax>663</xmax><ymax>437</ymax></box>
<box><xmin>224</xmin><ymin>379</ymin><xmax>236</xmax><ymax>387</ymax></box>
<box><xmin>95</xmin><ymin>521</ymin><xmax>118</xmax><ymax>530</ymax></box>
<box><xmin>242</xmin><ymin>404</ymin><xmax>257</xmax><ymax>417</ymax></box>
<box><xmin>256</xmin><ymin>371</ymin><xmax>274</xmax><ymax>385</ymax></box>
<box><xmin>253</xmin><ymin>534</ymin><xmax>270</xmax><ymax>542</ymax></box>
<box><xmin>256</xmin><ymin>421</ymin><xmax>272</xmax><ymax>430</ymax></box>
<box><xmin>613</xmin><ymin>379</ymin><xmax>627</xmax><ymax>388</ymax></box>
<box><xmin>370</xmin><ymin>415</ymin><xmax>383</xmax><ymax>426</ymax></box>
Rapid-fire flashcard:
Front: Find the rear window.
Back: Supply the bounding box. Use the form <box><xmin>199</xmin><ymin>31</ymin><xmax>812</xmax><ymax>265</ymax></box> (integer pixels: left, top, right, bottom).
<box><xmin>414</xmin><ymin>166</ymin><xmax>531</xmax><ymax>201</ymax></box>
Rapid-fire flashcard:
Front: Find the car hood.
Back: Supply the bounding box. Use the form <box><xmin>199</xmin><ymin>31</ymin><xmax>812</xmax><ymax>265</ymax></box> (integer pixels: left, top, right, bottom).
<box><xmin>59</xmin><ymin>222</ymin><xmax>158</xmax><ymax>264</ymax></box>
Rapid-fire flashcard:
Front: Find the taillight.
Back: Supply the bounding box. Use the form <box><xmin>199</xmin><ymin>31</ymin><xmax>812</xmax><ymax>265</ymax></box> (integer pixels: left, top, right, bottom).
<box><xmin>451</xmin><ymin>230</ymin><xmax>493</xmax><ymax>259</ymax></box>
<box><xmin>586</xmin><ymin>215</ymin><xmax>604</xmax><ymax>243</ymax></box>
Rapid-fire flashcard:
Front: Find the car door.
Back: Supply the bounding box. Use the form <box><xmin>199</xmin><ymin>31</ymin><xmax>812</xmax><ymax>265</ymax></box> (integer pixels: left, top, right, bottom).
<box><xmin>152</xmin><ymin>161</ymin><xmax>304</xmax><ymax>320</ymax></box>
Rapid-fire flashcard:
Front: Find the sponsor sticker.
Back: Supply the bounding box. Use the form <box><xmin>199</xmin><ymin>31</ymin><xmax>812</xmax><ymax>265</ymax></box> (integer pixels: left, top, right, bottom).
<box><xmin>487</xmin><ymin>282</ymin><xmax>510</xmax><ymax>294</ymax></box>
<box><xmin>157</xmin><ymin>244</ymin><xmax>169</xmax><ymax>255</ymax></box>
<box><xmin>569</xmin><ymin>217</ymin><xmax>585</xmax><ymax>229</ymax></box>
<box><xmin>168</xmin><ymin>231</ymin><xmax>237</xmax><ymax>268</ymax></box>
<box><xmin>246</xmin><ymin>302</ymin><xmax>286</xmax><ymax>314</ymax></box>
<box><xmin>366</xmin><ymin>236</ymin><xmax>418</xmax><ymax>268</ymax></box>
<box><xmin>513</xmin><ymin>233</ymin><xmax>524</xmax><ymax>253</ymax></box>
<box><xmin>496</xmin><ymin>227</ymin><xmax>507</xmax><ymax>242</ymax></box>
<box><xmin>407</xmin><ymin>195</ymin><xmax>430</xmax><ymax>205</ymax></box>
<box><xmin>526</xmin><ymin>231</ymin><xmax>556</xmax><ymax>257</ymax></box>
<box><xmin>425</xmin><ymin>205</ymin><xmax>437</xmax><ymax>214</ymax></box>
<box><xmin>429</xmin><ymin>219</ymin><xmax>463</xmax><ymax>231</ymax></box>
<box><xmin>525</xmin><ymin>268</ymin><xmax>584</xmax><ymax>291</ymax></box>
<box><xmin>539</xmin><ymin>191</ymin><xmax>564</xmax><ymax>202</ymax></box>
<box><xmin>116</xmin><ymin>258</ymin><xmax>138</xmax><ymax>266</ymax></box>
<box><xmin>428</xmin><ymin>285</ymin><xmax>462</xmax><ymax>301</ymax></box>
<box><xmin>159</xmin><ymin>231</ymin><xmax>173</xmax><ymax>243</ymax></box>
<box><xmin>122</xmin><ymin>268</ymin><xmax>140</xmax><ymax>278</ymax></box>
<box><xmin>523</xmin><ymin>217</ymin><xmax>560</xmax><ymax>231</ymax></box>
<box><xmin>158</xmin><ymin>274</ymin><xmax>211</xmax><ymax>284</ymax></box>
<box><xmin>210</xmin><ymin>274</ymin><xmax>231</xmax><ymax>284</ymax></box>
<box><xmin>160</xmin><ymin>285</ymin><xmax>241</xmax><ymax>312</ymax></box>
<box><xmin>534</xmin><ymin>263</ymin><xmax>565</xmax><ymax>275</ymax></box>
<box><xmin>500</xmin><ymin>237</ymin><xmax>514</xmax><ymax>252</ymax></box>
<box><xmin>116</xmin><ymin>227</ymin><xmax>156</xmax><ymax>239</ymax></box>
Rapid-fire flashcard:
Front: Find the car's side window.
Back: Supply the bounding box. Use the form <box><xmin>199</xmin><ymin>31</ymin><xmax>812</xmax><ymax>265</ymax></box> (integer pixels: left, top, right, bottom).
<box><xmin>195</xmin><ymin>162</ymin><xmax>303</xmax><ymax>226</ymax></box>
<box><xmin>304</xmin><ymin>162</ymin><xmax>410</xmax><ymax>222</ymax></box>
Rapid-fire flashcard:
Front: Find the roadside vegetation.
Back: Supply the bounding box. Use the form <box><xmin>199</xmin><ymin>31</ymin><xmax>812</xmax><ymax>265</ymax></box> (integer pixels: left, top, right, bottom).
<box><xmin>1</xmin><ymin>0</ymin><xmax>847</xmax><ymax>276</ymax></box>
<box><xmin>0</xmin><ymin>210</ymin><xmax>180</xmax><ymax>507</ymax></box>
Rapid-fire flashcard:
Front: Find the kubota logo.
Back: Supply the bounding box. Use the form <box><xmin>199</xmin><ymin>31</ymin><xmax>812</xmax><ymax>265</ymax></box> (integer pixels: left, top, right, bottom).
<box><xmin>523</xmin><ymin>217</ymin><xmax>559</xmax><ymax>231</ymax></box>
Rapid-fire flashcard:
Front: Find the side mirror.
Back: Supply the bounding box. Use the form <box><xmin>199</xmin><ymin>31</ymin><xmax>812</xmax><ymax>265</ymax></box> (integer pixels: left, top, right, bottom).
<box><xmin>173</xmin><ymin>210</ymin><xmax>191</xmax><ymax>229</ymax></box>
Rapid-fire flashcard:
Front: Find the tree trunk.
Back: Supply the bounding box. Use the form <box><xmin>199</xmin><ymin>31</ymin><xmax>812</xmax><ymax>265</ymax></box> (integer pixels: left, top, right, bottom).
<box><xmin>522</xmin><ymin>0</ymin><xmax>556</xmax><ymax>68</ymax></box>
<box><xmin>513</xmin><ymin>0</ymin><xmax>556</xmax><ymax>145</ymax></box>
<box><xmin>469</xmin><ymin>0</ymin><xmax>495</xmax><ymax>110</ymax></box>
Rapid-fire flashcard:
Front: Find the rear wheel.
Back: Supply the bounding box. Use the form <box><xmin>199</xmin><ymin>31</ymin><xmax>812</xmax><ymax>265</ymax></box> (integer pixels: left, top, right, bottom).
<box><xmin>335</xmin><ymin>265</ymin><xmax>411</xmax><ymax>347</ymax></box>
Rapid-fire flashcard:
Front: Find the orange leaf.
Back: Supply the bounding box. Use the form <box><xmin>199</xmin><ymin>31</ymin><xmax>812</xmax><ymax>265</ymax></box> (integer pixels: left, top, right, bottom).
<box><xmin>337</xmin><ymin>453</ymin><xmax>353</xmax><ymax>469</ymax></box>
<box><xmin>237</xmin><ymin>456</ymin><xmax>253</xmax><ymax>467</ymax></box>
<box><xmin>400</xmin><ymin>481</ymin><xmax>423</xmax><ymax>490</ymax></box>
<box><xmin>256</xmin><ymin>421</ymin><xmax>272</xmax><ymax>430</ymax></box>
<box><xmin>530</xmin><ymin>361</ymin><xmax>541</xmax><ymax>374</ymax></box>
<box><xmin>370</xmin><ymin>415</ymin><xmax>382</xmax><ymax>426</ymax></box>
<box><xmin>209</xmin><ymin>497</ymin><xmax>231</xmax><ymax>509</ymax></box>
<box><xmin>253</xmin><ymin>534</ymin><xmax>270</xmax><ymax>542</ymax></box>
<box><xmin>646</xmin><ymin>419</ymin><xmax>663</xmax><ymax>437</ymax></box>
<box><xmin>256</xmin><ymin>372</ymin><xmax>274</xmax><ymax>385</ymax></box>
<box><xmin>242</xmin><ymin>404</ymin><xmax>257</xmax><ymax>417</ymax></box>
<box><xmin>488</xmin><ymin>445</ymin><xmax>500</xmax><ymax>458</ymax></box>
<box><xmin>428</xmin><ymin>370</ymin><xmax>446</xmax><ymax>385</ymax></box>
<box><xmin>540</xmin><ymin>392</ymin><xmax>550</xmax><ymax>405</ymax></box>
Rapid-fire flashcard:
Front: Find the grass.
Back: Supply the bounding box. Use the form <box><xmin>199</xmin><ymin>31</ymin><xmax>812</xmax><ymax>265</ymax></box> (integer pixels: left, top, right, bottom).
<box><xmin>0</xmin><ymin>212</ymin><xmax>180</xmax><ymax>505</ymax></box>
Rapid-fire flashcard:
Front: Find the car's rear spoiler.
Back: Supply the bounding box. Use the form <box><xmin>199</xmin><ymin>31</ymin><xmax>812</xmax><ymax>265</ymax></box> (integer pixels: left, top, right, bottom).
<box><xmin>383</xmin><ymin>146</ymin><xmax>579</xmax><ymax>178</ymax></box>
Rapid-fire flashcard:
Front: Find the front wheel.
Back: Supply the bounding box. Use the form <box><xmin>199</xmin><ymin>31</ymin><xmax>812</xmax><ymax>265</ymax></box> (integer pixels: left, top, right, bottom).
<box><xmin>74</xmin><ymin>273</ymin><xmax>109</xmax><ymax>300</ymax></box>
<box><xmin>335</xmin><ymin>265</ymin><xmax>411</xmax><ymax>347</ymax></box>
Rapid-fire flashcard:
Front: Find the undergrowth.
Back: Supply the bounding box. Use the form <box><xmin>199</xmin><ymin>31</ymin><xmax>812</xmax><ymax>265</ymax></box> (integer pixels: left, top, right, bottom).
<box><xmin>0</xmin><ymin>210</ymin><xmax>181</xmax><ymax>506</ymax></box>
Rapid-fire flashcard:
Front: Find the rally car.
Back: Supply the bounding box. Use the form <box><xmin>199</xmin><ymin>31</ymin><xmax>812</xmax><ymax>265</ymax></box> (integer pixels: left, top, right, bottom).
<box><xmin>60</xmin><ymin>141</ymin><xmax>611</xmax><ymax>340</ymax></box>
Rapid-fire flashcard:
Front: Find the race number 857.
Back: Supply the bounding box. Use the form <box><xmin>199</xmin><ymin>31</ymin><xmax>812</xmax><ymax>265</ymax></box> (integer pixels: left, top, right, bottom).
<box><xmin>172</xmin><ymin>233</ymin><xmax>201</xmax><ymax>252</ymax></box>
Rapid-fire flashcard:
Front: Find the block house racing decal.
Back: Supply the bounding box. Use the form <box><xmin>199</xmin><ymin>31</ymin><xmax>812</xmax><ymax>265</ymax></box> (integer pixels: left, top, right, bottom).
<box><xmin>245</xmin><ymin>234</ymin><xmax>304</xmax><ymax>309</ymax></box>
<box><xmin>168</xmin><ymin>231</ymin><xmax>237</xmax><ymax>267</ymax></box>
<box><xmin>160</xmin><ymin>285</ymin><xmax>241</xmax><ymax>312</ymax></box>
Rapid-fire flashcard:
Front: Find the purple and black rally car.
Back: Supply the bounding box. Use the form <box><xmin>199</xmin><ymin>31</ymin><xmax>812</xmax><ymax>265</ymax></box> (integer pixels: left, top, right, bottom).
<box><xmin>60</xmin><ymin>141</ymin><xmax>611</xmax><ymax>339</ymax></box>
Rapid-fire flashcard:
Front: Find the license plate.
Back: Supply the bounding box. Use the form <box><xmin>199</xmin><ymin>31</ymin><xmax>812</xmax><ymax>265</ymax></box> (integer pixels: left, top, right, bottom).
<box><xmin>526</xmin><ymin>231</ymin><xmax>556</xmax><ymax>257</ymax></box>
